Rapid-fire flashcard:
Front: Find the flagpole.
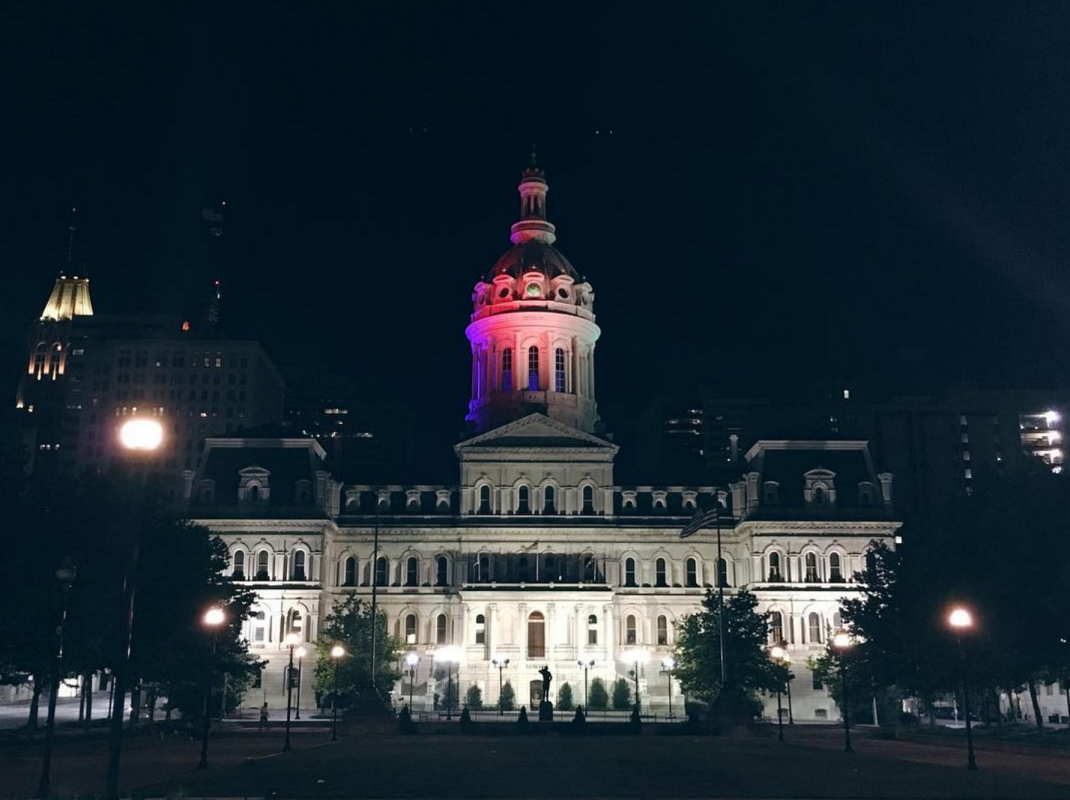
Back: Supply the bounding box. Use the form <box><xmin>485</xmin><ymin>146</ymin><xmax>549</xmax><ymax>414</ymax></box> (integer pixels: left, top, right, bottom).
<box><xmin>715</xmin><ymin>504</ymin><xmax>726</xmax><ymax>687</ymax></box>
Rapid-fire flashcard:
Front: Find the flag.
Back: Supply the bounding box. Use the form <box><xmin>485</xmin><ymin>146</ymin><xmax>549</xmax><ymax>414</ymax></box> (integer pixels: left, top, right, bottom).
<box><xmin>680</xmin><ymin>506</ymin><xmax>720</xmax><ymax>539</ymax></box>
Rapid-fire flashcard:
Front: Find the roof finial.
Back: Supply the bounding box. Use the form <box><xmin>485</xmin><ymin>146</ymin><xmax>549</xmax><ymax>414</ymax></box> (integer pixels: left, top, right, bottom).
<box><xmin>530</xmin><ymin>143</ymin><xmax>538</xmax><ymax>167</ymax></box>
<box><xmin>64</xmin><ymin>206</ymin><xmax>77</xmax><ymax>276</ymax></box>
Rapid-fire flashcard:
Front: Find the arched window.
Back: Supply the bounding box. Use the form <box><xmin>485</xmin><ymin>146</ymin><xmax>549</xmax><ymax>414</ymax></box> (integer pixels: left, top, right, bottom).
<box><xmin>527</xmin><ymin>611</ymin><xmax>545</xmax><ymax>658</ymax></box>
<box><xmin>406</xmin><ymin>557</ymin><xmax>419</xmax><ymax>587</ymax></box>
<box><xmin>256</xmin><ymin>550</ymin><xmax>271</xmax><ymax>581</ymax></box>
<box><xmin>517</xmin><ymin>485</ymin><xmax>531</xmax><ymax>514</ymax></box>
<box><xmin>769</xmin><ymin>611</ymin><xmax>784</xmax><ymax>644</ymax></box>
<box><xmin>716</xmin><ymin>558</ymin><xmax>729</xmax><ymax>588</ymax></box>
<box><xmin>375</xmin><ymin>556</ymin><xmax>388</xmax><ymax>587</ymax></box>
<box><xmin>291</xmin><ymin>550</ymin><xmax>306</xmax><ymax>581</ymax></box>
<box><xmin>475</xmin><ymin>614</ymin><xmax>486</xmax><ymax>644</ymax></box>
<box><xmin>624</xmin><ymin>558</ymin><xmax>637</xmax><ymax>587</ymax></box>
<box><xmin>626</xmin><ymin>614</ymin><xmax>638</xmax><ymax>645</ymax></box>
<box><xmin>813</xmin><ymin>486</ymin><xmax>825</xmax><ymax>506</ymax></box>
<box><xmin>34</xmin><ymin>342</ymin><xmax>47</xmax><ymax>376</ymax></box>
<box><xmin>581</xmin><ymin>485</ymin><xmax>594</xmax><ymax>515</ymax></box>
<box><xmin>829</xmin><ymin>553</ymin><xmax>843</xmax><ymax>583</ymax></box>
<box><xmin>805</xmin><ymin>552</ymin><xmax>819</xmax><ymax>583</ymax></box>
<box><xmin>527</xmin><ymin>346</ymin><xmax>539</xmax><ymax>391</ymax></box>
<box><xmin>478</xmin><ymin>484</ymin><xmax>491</xmax><ymax>514</ymax></box>
<box><xmin>655</xmin><ymin>558</ymin><xmax>668</xmax><ymax>587</ymax></box>
<box><xmin>832</xmin><ymin>611</ymin><xmax>843</xmax><ymax>630</ymax></box>
<box><xmin>477</xmin><ymin>553</ymin><xmax>490</xmax><ymax>582</ymax></box>
<box><xmin>518</xmin><ymin>556</ymin><xmax>530</xmax><ymax>582</ymax></box>
<box><xmin>657</xmin><ymin>615</ymin><xmax>669</xmax><ymax>645</ymax></box>
<box><xmin>808</xmin><ymin>612</ymin><xmax>823</xmax><ymax>644</ymax></box>
<box><xmin>251</xmin><ymin>610</ymin><xmax>267</xmax><ymax>643</ymax></box>
<box><xmin>768</xmin><ymin>552</ymin><xmax>781</xmax><ymax>582</ymax></box>
<box><xmin>543</xmin><ymin>485</ymin><xmax>555</xmax><ymax>514</ymax></box>
<box><xmin>248</xmin><ymin>484</ymin><xmax>260</xmax><ymax>502</ymax></box>
<box><xmin>587</xmin><ymin>614</ymin><xmax>598</xmax><ymax>645</ymax></box>
<box><xmin>436</xmin><ymin>614</ymin><xmax>448</xmax><ymax>644</ymax></box>
<box><xmin>343</xmin><ymin>556</ymin><xmax>356</xmax><ymax>587</ymax></box>
<box><xmin>501</xmin><ymin>348</ymin><xmax>513</xmax><ymax>391</ymax></box>
<box><xmin>436</xmin><ymin>556</ymin><xmax>448</xmax><ymax>587</ymax></box>
<box><xmin>583</xmin><ymin>554</ymin><xmax>597</xmax><ymax>582</ymax></box>
<box><xmin>555</xmin><ymin>347</ymin><xmax>566</xmax><ymax>392</ymax></box>
<box><xmin>288</xmin><ymin>609</ymin><xmax>303</xmax><ymax>641</ymax></box>
<box><xmin>232</xmin><ymin>550</ymin><xmax>245</xmax><ymax>579</ymax></box>
<box><xmin>405</xmin><ymin>614</ymin><xmax>417</xmax><ymax>644</ymax></box>
<box><xmin>685</xmin><ymin>558</ymin><xmax>698</xmax><ymax>588</ymax></box>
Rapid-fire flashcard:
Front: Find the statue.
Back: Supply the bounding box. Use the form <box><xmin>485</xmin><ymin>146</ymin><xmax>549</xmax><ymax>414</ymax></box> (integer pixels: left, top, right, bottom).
<box><xmin>537</xmin><ymin>666</ymin><xmax>554</xmax><ymax>721</ymax></box>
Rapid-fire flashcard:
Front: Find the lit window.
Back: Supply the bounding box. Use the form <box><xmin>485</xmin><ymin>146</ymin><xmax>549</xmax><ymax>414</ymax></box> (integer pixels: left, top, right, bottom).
<box><xmin>657</xmin><ymin>615</ymin><xmax>668</xmax><ymax>645</ymax></box>
<box><xmin>587</xmin><ymin>614</ymin><xmax>598</xmax><ymax>645</ymax></box>
<box><xmin>769</xmin><ymin>611</ymin><xmax>783</xmax><ymax>644</ymax></box>
<box><xmin>808</xmin><ymin>612</ymin><xmax>822</xmax><ymax>644</ymax></box>
<box><xmin>475</xmin><ymin>614</ymin><xmax>486</xmax><ymax>644</ymax></box>
<box><xmin>436</xmin><ymin>614</ymin><xmax>447</xmax><ymax>644</ymax></box>
<box><xmin>555</xmin><ymin>348</ymin><xmax>566</xmax><ymax>392</ymax></box>
<box><xmin>405</xmin><ymin>614</ymin><xmax>417</xmax><ymax>644</ymax></box>
<box><xmin>626</xmin><ymin>614</ymin><xmax>637</xmax><ymax>645</ymax></box>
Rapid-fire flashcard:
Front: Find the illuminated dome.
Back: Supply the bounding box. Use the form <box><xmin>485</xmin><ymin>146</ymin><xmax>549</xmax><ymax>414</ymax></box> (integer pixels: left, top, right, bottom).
<box><xmin>486</xmin><ymin>240</ymin><xmax>581</xmax><ymax>282</ymax></box>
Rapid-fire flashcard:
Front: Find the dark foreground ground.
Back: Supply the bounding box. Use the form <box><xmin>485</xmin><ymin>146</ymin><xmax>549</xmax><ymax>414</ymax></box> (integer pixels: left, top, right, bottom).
<box><xmin>3</xmin><ymin>724</ymin><xmax>1069</xmax><ymax>799</ymax></box>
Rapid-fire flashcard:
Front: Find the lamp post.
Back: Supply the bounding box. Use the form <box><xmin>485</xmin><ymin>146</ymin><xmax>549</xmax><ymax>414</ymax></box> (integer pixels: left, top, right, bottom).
<box><xmin>492</xmin><ymin>656</ymin><xmax>510</xmax><ymax>716</ymax></box>
<box><xmin>105</xmin><ymin>417</ymin><xmax>163</xmax><ymax>800</ymax></box>
<box><xmin>769</xmin><ymin>646</ymin><xmax>788</xmax><ymax>742</ymax></box>
<box><xmin>37</xmin><ymin>561</ymin><xmax>76</xmax><ymax>798</ymax></box>
<box><xmin>294</xmin><ymin>647</ymin><xmax>307</xmax><ymax>720</ymax></box>
<box><xmin>661</xmin><ymin>656</ymin><xmax>676</xmax><ymax>720</ymax></box>
<box><xmin>405</xmin><ymin>653</ymin><xmax>420</xmax><ymax>711</ymax></box>
<box><xmin>283</xmin><ymin>633</ymin><xmax>300</xmax><ymax>751</ymax></box>
<box><xmin>623</xmin><ymin>649</ymin><xmax>649</xmax><ymax>712</ymax></box>
<box><xmin>369</xmin><ymin>493</ymin><xmax>383</xmax><ymax>686</ymax></box>
<box><xmin>330</xmin><ymin>645</ymin><xmax>345</xmax><ymax>742</ymax></box>
<box><xmin>785</xmin><ymin>654</ymin><xmax>794</xmax><ymax>724</ymax></box>
<box><xmin>434</xmin><ymin>646</ymin><xmax>462</xmax><ymax>720</ymax></box>
<box><xmin>199</xmin><ymin>607</ymin><xmax>225</xmax><ymax>769</ymax></box>
<box><xmin>577</xmin><ymin>658</ymin><xmax>594</xmax><ymax>712</ymax></box>
<box><xmin>948</xmin><ymin>607</ymin><xmax>978</xmax><ymax>771</ymax></box>
<box><xmin>832</xmin><ymin>632</ymin><xmax>854</xmax><ymax>753</ymax></box>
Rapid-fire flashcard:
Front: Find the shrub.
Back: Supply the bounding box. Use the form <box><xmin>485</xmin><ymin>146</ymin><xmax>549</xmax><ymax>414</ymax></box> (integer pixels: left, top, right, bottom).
<box><xmin>499</xmin><ymin>680</ymin><xmax>516</xmax><ymax>711</ymax></box>
<box><xmin>612</xmin><ymin>678</ymin><xmax>632</xmax><ymax>710</ymax></box>
<box><xmin>557</xmin><ymin>682</ymin><xmax>574</xmax><ymax>711</ymax></box>
<box><xmin>588</xmin><ymin>677</ymin><xmax>609</xmax><ymax>710</ymax></box>
<box><xmin>466</xmin><ymin>684</ymin><xmax>483</xmax><ymax>709</ymax></box>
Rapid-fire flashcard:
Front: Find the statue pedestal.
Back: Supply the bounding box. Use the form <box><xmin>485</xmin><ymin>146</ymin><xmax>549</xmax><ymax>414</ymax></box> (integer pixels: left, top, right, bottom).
<box><xmin>538</xmin><ymin>700</ymin><xmax>554</xmax><ymax>722</ymax></box>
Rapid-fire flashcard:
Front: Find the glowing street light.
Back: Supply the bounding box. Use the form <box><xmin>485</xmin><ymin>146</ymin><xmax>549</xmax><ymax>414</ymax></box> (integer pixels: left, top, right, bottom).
<box><xmin>622</xmin><ymin>649</ymin><xmax>649</xmax><ymax>712</ymax></box>
<box><xmin>119</xmin><ymin>418</ymin><xmax>164</xmax><ymax>451</ymax></box>
<box><xmin>948</xmin><ymin>606</ymin><xmax>978</xmax><ymax>771</ymax></box>
<box><xmin>404</xmin><ymin>653</ymin><xmax>420</xmax><ymax>712</ymax></box>
<box><xmin>330</xmin><ymin>644</ymin><xmax>346</xmax><ymax>741</ymax></box>
<box><xmin>294</xmin><ymin>646</ymin><xmax>307</xmax><ymax>720</ymax></box>
<box><xmin>768</xmin><ymin>646</ymin><xmax>790</xmax><ymax>741</ymax></box>
<box><xmin>661</xmin><ymin>656</ymin><xmax>676</xmax><ymax>720</ymax></box>
<box><xmin>434</xmin><ymin>645</ymin><xmax>463</xmax><ymax>720</ymax></box>
<box><xmin>831</xmin><ymin>633</ymin><xmax>854</xmax><ymax>753</ymax></box>
<box><xmin>283</xmin><ymin>633</ymin><xmax>300</xmax><ymax>751</ymax></box>
<box><xmin>492</xmin><ymin>655</ymin><xmax>510</xmax><ymax>716</ymax></box>
<box><xmin>198</xmin><ymin>607</ymin><xmax>225</xmax><ymax>769</ymax></box>
<box><xmin>577</xmin><ymin>657</ymin><xmax>595</xmax><ymax>713</ymax></box>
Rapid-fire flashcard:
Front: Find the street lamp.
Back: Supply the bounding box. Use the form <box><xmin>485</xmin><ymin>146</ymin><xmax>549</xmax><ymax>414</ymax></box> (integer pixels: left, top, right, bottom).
<box><xmin>37</xmin><ymin>561</ymin><xmax>76</xmax><ymax>798</ymax></box>
<box><xmin>330</xmin><ymin>645</ymin><xmax>345</xmax><ymax>742</ymax></box>
<box><xmin>106</xmin><ymin>417</ymin><xmax>163</xmax><ymax>800</ymax></box>
<box><xmin>199</xmin><ymin>607</ymin><xmax>225</xmax><ymax>769</ymax></box>
<box><xmin>283</xmin><ymin>632</ymin><xmax>300</xmax><ymax>751</ymax></box>
<box><xmin>577</xmin><ymin>658</ymin><xmax>594</xmax><ymax>712</ymax></box>
<box><xmin>832</xmin><ymin>632</ymin><xmax>854</xmax><ymax>753</ymax></box>
<box><xmin>622</xmin><ymin>649</ymin><xmax>649</xmax><ymax>712</ymax></box>
<box><xmin>661</xmin><ymin>657</ymin><xmax>676</xmax><ymax>720</ymax></box>
<box><xmin>434</xmin><ymin>645</ymin><xmax>462</xmax><ymax>720</ymax></box>
<box><xmin>492</xmin><ymin>656</ymin><xmax>510</xmax><ymax>716</ymax></box>
<box><xmin>294</xmin><ymin>647</ymin><xmax>307</xmax><ymax>720</ymax></box>
<box><xmin>769</xmin><ymin>646</ymin><xmax>789</xmax><ymax>742</ymax></box>
<box><xmin>405</xmin><ymin>653</ymin><xmax>420</xmax><ymax>711</ymax></box>
<box><xmin>948</xmin><ymin>606</ymin><xmax>978</xmax><ymax>771</ymax></box>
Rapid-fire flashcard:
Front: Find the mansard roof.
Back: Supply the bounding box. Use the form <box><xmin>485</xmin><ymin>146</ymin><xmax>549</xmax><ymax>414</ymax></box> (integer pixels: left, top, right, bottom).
<box><xmin>455</xmin><ymin>413</ymin><xmax>619</xmax><ymax>454</ymax></box>
<box><xmin>192</xmin><ymin>436</ymin><xmax>327</xmax><ymax>513</ymax></box>
<box><xmin>744</xmin><ymin>440</ymin><xmax>884</xmax><ymax>511</ymax></box>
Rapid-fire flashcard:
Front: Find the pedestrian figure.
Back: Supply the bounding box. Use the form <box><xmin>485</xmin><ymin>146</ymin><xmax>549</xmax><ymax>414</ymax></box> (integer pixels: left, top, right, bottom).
<box><xmin>258</xmin><ymin>702</ymin><xmax>269</xmax><ymax>730</ymax></box>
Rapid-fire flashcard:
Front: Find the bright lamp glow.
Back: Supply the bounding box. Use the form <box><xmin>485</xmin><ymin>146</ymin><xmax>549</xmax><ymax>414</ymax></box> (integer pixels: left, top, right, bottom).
<box><xmin>661</xmin><ymin>656</ymin><xmax>676</xmax><ymax>670</ymax></box>
<box><xmin>295</xmin><ymin>646</ymin><xmax>307</xmax><ymax>659</ymax></box>
<box><xmin>770</xmin><ymin>646</ymin><xmax>786</xmax><ymax>661</ymax></box>
<box><xmin>330</xmin><ymin>645</ymin><xmax>345</xmax><ymax>659</ymax></box>
<box><xmin>283</xmin><ymin>633</ymin><xmax>300</xmax><ymax>647</ymax></box>
<box><xmin>203</xmin><ymin>607</ymin><xmax>225</xmax><ymax>627</ymax></box>
<box><xmin>119</xmin><ymin>418</ymin><xmax>163</xmax><ymax>451</ymax></box>
<box><xmin>404</xmin><ymin>652</ymin><xmax>419</xmax><ymax>667</ymax></box>
<box><xmin>622</xmin><ymin>648</ymin><xmax>649</xmax><ymax>664</ymax></box>
<box><xmin>433</xmin><ymin>645</ymin><xmax>463</xmax><ymax>664</ymax></box>
<box><xmin>1046</xmin><ymin>410</ymin><xmax>1060</xmax><ymax>425</ymax></box>
<box><xmin>832</xmin><ymin>632</ymin><xmax>852</xmax><ymax>650</ymax></box>
<box><xmin>949</xmin><ymin>607</ymin><xmax>973</xmax><ymax>629</ymax></box>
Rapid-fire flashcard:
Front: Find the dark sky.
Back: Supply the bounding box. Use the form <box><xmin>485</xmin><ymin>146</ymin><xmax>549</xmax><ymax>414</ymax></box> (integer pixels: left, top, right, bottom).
<box><xmin>5</xmin><ymin>3</ymin><xmax>1070</xmax><ymax>442</ymax></box>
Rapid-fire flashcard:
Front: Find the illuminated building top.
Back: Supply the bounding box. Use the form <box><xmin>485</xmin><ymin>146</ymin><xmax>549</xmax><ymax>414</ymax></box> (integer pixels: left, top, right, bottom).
<box><xmin>40</xmin><ymin>274</ymin><xmax>94</xmax><ymax>320</ymax></box>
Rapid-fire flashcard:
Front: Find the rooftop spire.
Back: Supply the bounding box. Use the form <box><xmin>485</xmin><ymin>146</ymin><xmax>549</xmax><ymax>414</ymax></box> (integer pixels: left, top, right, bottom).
<box><xmin>511</xmin><ymin>151</ymin><xmax>555</xmax><ymax>244</ymax></box>
<box><xmin>64</xmin><ymin>207</ymin><xmax>77</xmax><ymax>275</ymax></box>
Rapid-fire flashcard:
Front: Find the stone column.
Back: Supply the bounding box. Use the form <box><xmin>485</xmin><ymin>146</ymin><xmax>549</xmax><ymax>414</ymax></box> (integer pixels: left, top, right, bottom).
<box><xmin>575</xmin><ymin>604</ymin><xmax>585</xmax><ymax>655</ymax></box>
<box><xmin>459</xmin><ymin>603</ymin><xmax>470</xmax><ymax>648</ymax></box>
<box><xmin>547</xmin><ymin>603</ymin><xmax>557</xmax><ymax>656</ymax></box>
<box><xmin>603</xmin><ymin>604</ymin><xmax>615</xmax><ymax>663</ymax></box>
<box><xmin>518</xmin><ymin>603</ymin><xmax>528</xmax><ymax>666</ymax></box>
<box><xmin>487</xmin><ymin>603</ymin><xmax>498</xmax><ymax>658</ymax></box>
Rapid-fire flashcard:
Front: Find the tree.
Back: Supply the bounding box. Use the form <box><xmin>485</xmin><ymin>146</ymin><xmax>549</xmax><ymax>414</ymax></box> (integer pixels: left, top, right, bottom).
<box><xmin>465</xmin><ymin>684</ymin><xmax>483</xmax><ymax>709</ymax></box>
<box><xmin>612</xmin><ymin>677</ymin><xmax>631</xmax><ymax>710</ymax></box>
<box><xmin>439</xmin><ymin>677</ymin><xmax>458</xmax><ymax>710</ymax></box>
<box><xmin>672</xmin><ymin>589</ymin><xmax>778</xmax><ymax>705</ymax></box>
<box><xmin>313</xmin><ymin>594</ymin><xmax>400</xmax><ymax>703</ymax></box>
<box><xmin>588</xmin><ymin>677</ymin><xmax>608</xmax><ymax>710</ymax></box>
<box><xmin>499</xmin><ymin>680</ymin><xmax>516</xmax><ymax>711</ymax></box>
<box><xmin>557</xmin><ymin>681</ymin><xmax>574</xmax><ymax>711</ymax></box>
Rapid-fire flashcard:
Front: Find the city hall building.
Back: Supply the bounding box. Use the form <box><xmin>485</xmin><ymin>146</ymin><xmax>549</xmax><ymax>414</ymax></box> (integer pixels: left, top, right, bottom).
<box><xmin>187</xmin><ymin>160</ymin><xmax>901</xmax><ymax>720</ymax></box>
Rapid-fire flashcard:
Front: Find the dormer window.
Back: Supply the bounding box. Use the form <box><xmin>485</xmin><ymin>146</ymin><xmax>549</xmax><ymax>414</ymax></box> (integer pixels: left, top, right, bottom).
<box><xmin>858</xmin><ymin>481</ymin><xmax>875</xmax><ymax>506</ymax></box>
<box><xmin>198</xmin><ymin>479</ymin><xmax>216</xmax><ymax>503</ymax></box>
<box><xmin>238</xmin><ymin>466</ymin><xmax>271</xmax><ymax>504</ymax></box>
<box><xmin>651</xmin><ymin>490</ymin><xmax>667</xmax><ymax>511</ymax></box>
<box><xmin>406</xmin><ymin>489</ymin><xmax>421</xmax><ymax>511</ymax></box>
<box><xmin>344</xmin><ymin>490</ymin><xmax>360</xmax><ymax>510</ymax></box>
<box><xmin>682</xmin><ymin>491</ymin><xmax>698</xmax><ymax>511</ymax></box>
<box><xmin>762</xmin><ymin>481</ymin><xmax>780</xmax><ymax>505</ymax></box>
<box><xmin>524</xmin><ymin>281</ymin><xmax>542</xmax><ymax>298</ymax></box>
<box><xmin>294</xmin><ymin>479</ymin><xmax>312</xmax><ymax>504</ymax></box>
<box><xmin>803</xmin><ymin>469</ymin><xmax>836</xmax><ymax>508</ymax></box>
<box><xmin>621</xmin><ymin>491</ymin><xmax>637</xmax><ymax>509</ymax></box>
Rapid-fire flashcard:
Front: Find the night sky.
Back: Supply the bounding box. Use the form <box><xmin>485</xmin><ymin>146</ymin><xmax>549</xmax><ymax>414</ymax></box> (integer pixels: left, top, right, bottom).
<box><xmin>5</xmin><ymin>3</ymin><xmax>1070</xmax><ymax>445</ymax></box>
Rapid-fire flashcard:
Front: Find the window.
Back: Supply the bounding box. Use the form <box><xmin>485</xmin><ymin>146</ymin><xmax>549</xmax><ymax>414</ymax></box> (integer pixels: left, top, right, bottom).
<box><xmin>768</xmin><ymin>552</ymin><xmax>781</xmax><ymax>582</ymax></box>
<box><xmin>543</xmin><ymin>485</ymin><xmax>555</xmax><ymax>514</ymax></box>
<box><xmin>685</xmin><ymin>558</ymin><xmax>698</xmax><ymax>587</ymax></box>
<box><xmin>436</xmin><ymin>614</ymin><xmax>448</xmax><ymax>644</ymax></box>
<box><xmin>256</xmin><ymin>550</ymin><xmax>270</xmax><ymax>581</ymax></box>
<box><xmin>587</xmin><ymin>614</ymin><xmax>598</xmax><ymax>645</ymax></box>
<box><xmin>813</xmin><ymin>672</ymin><xmax>824</xmax><ymax>691</ymax></box>
<box><xmin>812</xmin><ymin>486</ymin><xmax>824</xmax><ymax>505</ymax></box>
<box><xmin>292</xmin><ymin>550</ymin><xmax>306</xmax><ymax>581</ymax></box>
<box><xmin>343</xmin><ymin>556</ymin><xmax>356</xmax><ymax>587</ymax></box>
<box><xmin>555</xmin><ymin>348</ymin><xmax>566</xmax><ymax>392</ymax></box>
<box><xmin>248</xmin><ymin>484</ymin><xmax>260</xmax><ymax>502</ymax></box>
<box><xmin>232</xmin><ymin>550</ymin><xmax>245</xmax><ymax>579</ymax></box>
<box><xmin>475</xmin><ymin>614</ymin><xmax>486</xmax><ymax>645</ymax></box>
<box><xmin>501</xmin><ymin>348</ymin><xmax>513</xmax><ymax>391</ymax></box>
<box><xmin>252</xmin><ymin>610</ymin><xmax>266</xmax><ymax>643</ymax></box>
<box><xmin>808</xmin><ymin>612</ymin><xmax>823</xmax><ymax>644</ymax></box>
<box><xmin>581</xmin><ymin>485</ymin><xmax>594</xmax><ymax>514</ymax></box>
<box><xmin>288</xmin><ymin>609</ymin><xmax>303</xmax><ymax>641</ymax></box>
<box><xmin>406</xmin><ymin>557</ymin><xmax>419</xmax><ymax>587</ymax></box>
<box><xmin>626</xmin><ymin>614</ymin><xmax>638</xmax><ymax>645</ymax></box>
<box><xmin>655</xmin><ymin>558</ymin><xmax>668</xmax><ymax>587</ymax></box>
<box><xmin>657</xmin><ymin>615</ymin><xmax>669</xmax><ymax>645</ymax></box>
<box><xmin>583</xmin><ymin>554</ymin><xmax>596</xmax><ymax>582</ymax></box>
<box><xmin>624</xmin><ymin>558</ymin><xmax>637</xmax><ymax>587</ymax></box>
<box><xmin>769</xmin><ymin>611</ymin><xmax>784</xmax><ymax>644</ymax></box>
<box><xmin>517</xmin><ymin>485</ymin><xmax>531</xmax><ymax>514</ymax></box>
<box><xmin>832</xmin><ymin>611</ymin><xmax>843</xmax><ymax>630</ymax></box>
<box><xmin>527</xmin><ymin>346</ymin><xmax>539</xmax><ymax>391</ymax></box>
<box><xmin>716</xmin><ymin>558</ymin><xmax>729</xmax><ymax>588</ymax></box>
<box><xmin>527</xmin><ymin>611</ymin><xmax>546</xmax><ymax>658</ymax></box>
<box><xmin>477</xmin><ymin>554</ymin><xmax>490</xmax><ymax>582</ymax></box>
<box><xmin>829</xmin><ymin>553</ymin><xmax>843</xmax><ymax>583</ymax></box>
<box><xmin>405</xmin><ymin>614</ymin><xmax>417</xmax><ymax>644</ymax></box>
<box><xmin>436</xmin><ymin>556</ymin><xmax>448</xmax><ymax>587</ymax></box>
<box><xmin>805</xmin><ymin>552</ymin><xmax>819</xmax><ymax>582</ymax></box>
<box><xmin>478</xmin><ymin>484</ymin><xmax>491</xmax><ymax>514</ymax></box>
<box><xmin>375</xmin><ymin>556</ymin><xmax>388</xmax><ymax>587</ymax></box>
